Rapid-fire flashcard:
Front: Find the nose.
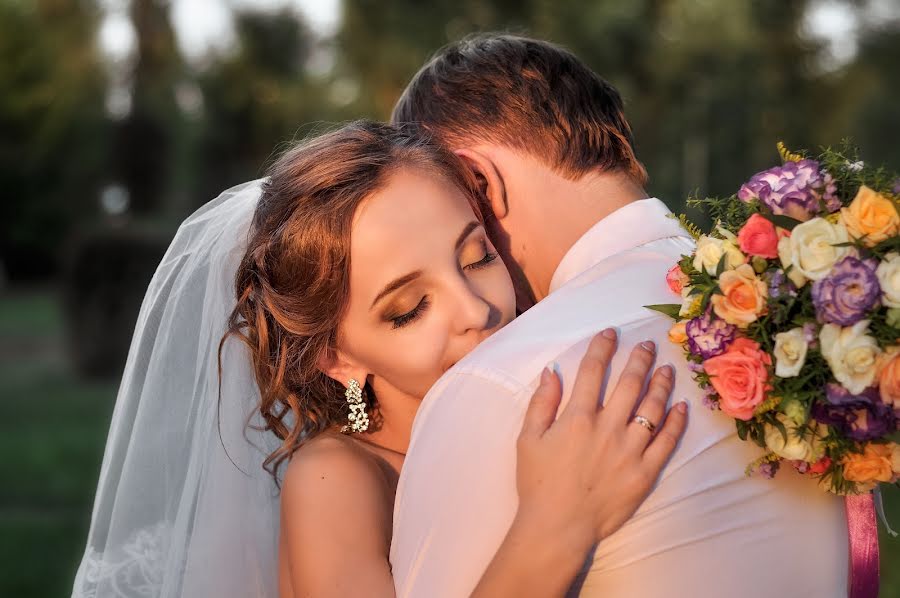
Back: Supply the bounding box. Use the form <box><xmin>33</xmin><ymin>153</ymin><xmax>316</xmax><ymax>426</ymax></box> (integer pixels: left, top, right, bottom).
<box><xmin>450</xmin><ymin>278</ymin><xmax>502</xmax><ymax>335</ymax></box>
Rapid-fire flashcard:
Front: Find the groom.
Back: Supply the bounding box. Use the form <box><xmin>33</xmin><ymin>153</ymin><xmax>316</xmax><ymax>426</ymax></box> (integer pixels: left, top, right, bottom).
<box><xmin>388</xmin><ymin>34</ymin><xmax>848</xmax><ymax>596</ymax></box>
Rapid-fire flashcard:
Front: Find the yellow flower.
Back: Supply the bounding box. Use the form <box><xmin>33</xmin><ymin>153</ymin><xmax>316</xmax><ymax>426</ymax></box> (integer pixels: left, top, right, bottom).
<box><xmin>840</xmin><ymin>185</ymin><xmax>900</xmax><ymax>247</ymax></box>
<box><xmin>668</xmin><ymin>321</ymin><xmax>688</xmax><ymax>344</ymax></box>
<box><xmin>842</xmin><ymin>444</ymin><xmax>895</xmax><ymax>484</ymax></box>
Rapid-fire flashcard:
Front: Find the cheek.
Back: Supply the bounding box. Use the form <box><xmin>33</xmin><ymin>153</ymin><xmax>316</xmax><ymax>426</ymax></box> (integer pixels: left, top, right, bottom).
<box><xmin>363</xmin><ymin>319</ymin><xmax>453</xmax><ymax>398</ymax></box>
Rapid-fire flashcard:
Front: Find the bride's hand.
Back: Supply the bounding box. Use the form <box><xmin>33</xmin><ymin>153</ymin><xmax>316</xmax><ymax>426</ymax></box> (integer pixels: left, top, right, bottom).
<box><xmin>515</xmin><ymin>328</ymin><xmax>687</xmax><ymax>553</ymax></box>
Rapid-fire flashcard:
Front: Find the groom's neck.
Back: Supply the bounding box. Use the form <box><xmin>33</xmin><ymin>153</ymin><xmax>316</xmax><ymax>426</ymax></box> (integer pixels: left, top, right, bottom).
<box><xmin>516</xmin><ymin>168</ymin><xmax>648</xmax><ymax>302</ymax></box>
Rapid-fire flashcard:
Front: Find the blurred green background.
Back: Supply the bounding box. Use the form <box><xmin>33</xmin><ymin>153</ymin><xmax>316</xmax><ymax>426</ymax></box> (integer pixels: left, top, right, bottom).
<box><xmin>1</xmin><ymin>0</ymin><xmax>899</xmax><ymax>595</ymax></box>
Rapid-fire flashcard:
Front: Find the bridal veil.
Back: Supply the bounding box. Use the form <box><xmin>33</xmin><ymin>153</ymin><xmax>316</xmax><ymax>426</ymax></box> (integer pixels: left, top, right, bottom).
<box><xmin>72</xmin><ymin>180</ymin><xmax>282</xmax><ymax>597</ymax></box>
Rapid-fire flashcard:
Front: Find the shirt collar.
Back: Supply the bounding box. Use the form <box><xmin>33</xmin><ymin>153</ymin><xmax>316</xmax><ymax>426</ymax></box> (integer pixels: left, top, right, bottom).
<box><xmin>548</xmin><ymin>197</ymin><xmax>689</xmax><ymax>293</ymax></box>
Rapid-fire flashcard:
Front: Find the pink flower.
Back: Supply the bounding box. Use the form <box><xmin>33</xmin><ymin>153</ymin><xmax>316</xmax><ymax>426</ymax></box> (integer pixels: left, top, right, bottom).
<box><xmin>737</xmin><ymin>213</ymin><xmax>779</xmax><ymax>259</ymax></box>
<box><xmin>666</xmin><ymin>264</ymin><xmax>688</xmax><ymax>295</ymax></box>
<box><xmin>808</xmin><ymin>456</ymin><xmax>832</xmax><ymax>476</ymax></box>
<box><xmin>703</xmin><ymin>337</ymin><xmax>771</xmax><ymax>420</ymax></box>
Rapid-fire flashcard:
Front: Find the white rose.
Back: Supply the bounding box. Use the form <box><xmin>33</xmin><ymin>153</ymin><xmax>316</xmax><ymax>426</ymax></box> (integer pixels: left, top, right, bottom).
<box><xmin>693</xmin><ymin>235</ymin><xmax>745</xmax><ymax>276</ymax></box>
<box><xmin>819</xmin><ymin>320</ymin><xmax>882</xmax><ymax>394</ymax></box>
<box><xmin>777</xmin><ymin>235</ymin><xmax>807</xmax><ymax>288</ymax></box>
<box><xmin>773</xmin><ymin>328</ymin><xmax>809</xmax><ymax>378</ymax></box>
<box><xmin>678</xmin><ymin>286</ymin><xmax>698</xmax><ymax>317</ymax></box>
<box><xmin>764</xmin><ymin>414</ymin><xmax>826</xmax><ymax>462</ymax></box>
<box><xmin>877</xmin><ymin>252</ymin><xmax>900</xmax><ymax>308</ymax></box>
<box><xmin>789</xmin><ymin>217</ymin><xmax>850</xmax><ymax>281</ymax></box>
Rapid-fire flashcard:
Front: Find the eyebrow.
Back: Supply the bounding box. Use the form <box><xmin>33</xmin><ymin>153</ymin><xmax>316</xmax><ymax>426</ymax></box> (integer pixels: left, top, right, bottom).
<box><xmin>369</xmin><ymin>221</ymin><xmax>482</xmax><ymax>309</ymax></box>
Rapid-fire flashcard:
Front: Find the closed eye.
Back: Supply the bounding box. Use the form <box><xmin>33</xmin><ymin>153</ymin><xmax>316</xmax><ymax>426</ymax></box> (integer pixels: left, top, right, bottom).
<box><xmin>390</xmin><ymin>296</ymin><xmax>430</xmax><ymax>329</ymax></box>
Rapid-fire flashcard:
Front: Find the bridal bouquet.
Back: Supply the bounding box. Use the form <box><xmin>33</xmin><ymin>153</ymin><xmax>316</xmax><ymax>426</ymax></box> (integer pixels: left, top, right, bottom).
<box><xmin>651</xmin><ymin>143</ymin><xmax>900</xmax><ymax>495</ymax></box>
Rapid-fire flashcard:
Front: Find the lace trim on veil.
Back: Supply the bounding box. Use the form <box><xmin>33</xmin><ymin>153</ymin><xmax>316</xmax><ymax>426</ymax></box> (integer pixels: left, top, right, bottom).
<box><xmin>72</xmin><ymin>523</ymin><xmax>171</xmax><ymax>598</ymax></box>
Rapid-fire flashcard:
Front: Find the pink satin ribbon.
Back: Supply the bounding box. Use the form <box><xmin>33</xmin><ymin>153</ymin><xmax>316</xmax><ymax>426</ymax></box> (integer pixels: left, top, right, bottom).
<box><xmin>846</xmin><ymin>493</ymin><xmax>879</xmax><ymax>598</ymax></box>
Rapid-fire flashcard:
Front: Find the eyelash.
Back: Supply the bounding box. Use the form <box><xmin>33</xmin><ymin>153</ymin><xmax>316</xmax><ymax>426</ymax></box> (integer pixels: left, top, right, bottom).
<box><xmin>464</xmin><ymin>242</ymin><xmax>498</xmax><ymax>271</ymax></box>
<box><xmin>391</xmin><ymin>296</ymin><xmax>430</xmax><ymax>329</ymax></box>
<box><xmin>389</xmin><ymin>243</ymin><xmax>498</xmax><ymax>330</ymax></box>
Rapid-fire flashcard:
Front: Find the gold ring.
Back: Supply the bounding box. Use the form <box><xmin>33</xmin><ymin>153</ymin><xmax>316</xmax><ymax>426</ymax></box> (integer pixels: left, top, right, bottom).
<box><xmin>632</xmin><ymin>415</ymin><xmax>657</xmax><ymax>433</ymax></box>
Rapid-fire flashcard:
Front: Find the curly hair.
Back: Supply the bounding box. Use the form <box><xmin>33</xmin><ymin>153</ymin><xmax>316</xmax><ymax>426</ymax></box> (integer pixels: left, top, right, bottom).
<box><xmin>221</xmin><ymin>120</ymin><xmax>483</xmax><ymax>479</ymax></box>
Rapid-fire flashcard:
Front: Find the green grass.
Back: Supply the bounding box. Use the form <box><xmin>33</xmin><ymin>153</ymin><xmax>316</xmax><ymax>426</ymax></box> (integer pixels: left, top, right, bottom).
<box><xmin>0</xmin><ymin>289</ymin><xmax>897</xmax><ymax>596</ymax></box>
<box><xmin>0</xmin><ymin>289</ymin><xmax>116</xmax><ymax>598</ymax></box>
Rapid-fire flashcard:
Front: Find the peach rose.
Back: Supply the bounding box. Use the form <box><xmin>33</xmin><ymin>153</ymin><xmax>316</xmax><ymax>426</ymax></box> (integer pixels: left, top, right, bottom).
<box><xmin>878</xmin><ymin>348</ymin><xmax>900</xmax><ymax>410</ymax></box>
<box><xmin>704</xmin><ymin>337</ymin><xmax>771</xmax><ymax>420</ymax></box>
<box><xmin>668</xmin><ymin>321</ymin><xmax>688</xmax><ymax>344</ymax></box>
<box><xmin>711</xmin><ymin>264</ymin><xmax>768</xmax><ymax>328</ymax></box>
<box><xmin>840</xmin><ymin>185</ymin><xmax>900</xmax><ymax>247</ymax></box>
<box><xmin>737</xmin><ymin>213</ymin><xmax>779</xmax><ymax>259</ymax></box>
<box><xmin>666</xmin><ymin>264</ymin><xmax>689</xmax><ymax>295</ymax></box>
<box><xmin>842</xmin><ymin>443</ymin><xmax>894</xmax><ymax>484</ymax></box>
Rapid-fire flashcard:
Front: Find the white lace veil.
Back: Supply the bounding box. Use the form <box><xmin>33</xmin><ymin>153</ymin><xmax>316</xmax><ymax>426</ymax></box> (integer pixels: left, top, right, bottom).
<box><xmin>72</xmin><ymin>179</ymin><xmax>283</xmax><ymax>597</ymax></box>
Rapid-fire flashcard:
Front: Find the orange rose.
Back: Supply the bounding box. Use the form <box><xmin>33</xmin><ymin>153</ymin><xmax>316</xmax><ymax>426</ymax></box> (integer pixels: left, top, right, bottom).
<box><xmin>842</xmin><ymin>443</ymin><xmax>895</xmax><ymax>484</ymax></box>
<box><xmin>840</xmin><ymin>185</ymin><xmax>900</xmax><ymax>247</ymax></box>
<box><xmin>878</xmin><ymin>349</ymin><xmax>900</xmax><ymax>410</ymax></box>
<box><xmin>704</xmin><ymin>337</ymin><xmax>771</xmax><ymax>420</ymax></box>
<box><xmin>668</xmin><ymin>321</ymin><xmax>688</xmax><ymax>344</ymax></box>
<box><xmin>711</xmin><ymin>264</ymin><xmax>768</xmax><ymax>328</ymax></box>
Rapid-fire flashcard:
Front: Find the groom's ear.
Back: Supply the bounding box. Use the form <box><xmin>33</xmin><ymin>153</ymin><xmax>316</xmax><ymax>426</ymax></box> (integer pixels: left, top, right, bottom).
<box><xmin>454</xmin><ymin>149</ymin><xmax>508</xmax><ymax>220</ymax></box>
<box><xmin>317</xmin><ymin>347</ymin><xmax>367</xmax><ymax>389</ymax></box>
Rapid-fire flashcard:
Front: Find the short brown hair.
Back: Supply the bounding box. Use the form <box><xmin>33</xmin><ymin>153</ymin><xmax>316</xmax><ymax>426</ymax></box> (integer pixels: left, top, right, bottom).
<box><xmin>392</xmin><ymin>33</ymin><xmax>648</xmax><ymax>185</ymax></box>
<box><xmin>222</xmin><ymin>120</ymin><xmax>482</xmax><ymax>479</ymax></box>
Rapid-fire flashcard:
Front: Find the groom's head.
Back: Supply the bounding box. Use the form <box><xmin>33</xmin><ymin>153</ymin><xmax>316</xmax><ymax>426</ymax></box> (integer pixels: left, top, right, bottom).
<box><xmin>392</xmin><ymin>34</ymin><xmax>648</xmax><ymax>306</ymax></box>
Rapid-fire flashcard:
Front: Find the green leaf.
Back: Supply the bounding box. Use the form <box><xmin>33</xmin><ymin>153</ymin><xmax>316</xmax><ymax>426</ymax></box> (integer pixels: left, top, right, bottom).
<box><xmin>644</xmin><ymin>303</ymin><xmax>682</xmax><ymax>320</ymax></box>
<box><xmin>715</xmin><ymin>253</ymin><xmax>728</xmax><ymax>277</ymax></box>
<box><xmin>760</xmin><ymin>212</ymin><xmax>802</xmax><ymax>231</ymax></box>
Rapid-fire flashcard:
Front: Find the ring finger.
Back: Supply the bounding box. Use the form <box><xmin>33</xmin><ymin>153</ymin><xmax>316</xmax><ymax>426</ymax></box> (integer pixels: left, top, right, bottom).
<box><xmin>626</xmin><ymin>364</ymin><xmax>674</xmax><ymax>451</ymax></box>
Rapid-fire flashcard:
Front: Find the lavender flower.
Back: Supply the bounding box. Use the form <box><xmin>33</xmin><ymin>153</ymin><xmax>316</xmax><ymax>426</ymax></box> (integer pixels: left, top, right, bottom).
<box><xmin>701</xmin><ymin>389</ymin><xmax>720</xmax><ymax>411</ymax></box>
<box><xmin>758</xmin><ymin>461</ymin><xmax>780</xmax><ymax>479</ymax></box>
<box><xmin>802</xmin><ymin>321</ymin><xmax>819</xmax><ymax>349</ymax></box>
<box><xmin>811</xmin><ymin>256</ymin><xmax>881</xmax><ymax>325</ymax></box>
<box><xmin>738</xmin><ymin>160</ymin><xmax>838</xmax><ymax>220</ymax></box>
<box><xmin>767</xmin><ymin>269</ymin><xmax>798</xmax><ymax>299</ymax></box>
<box><xmin>893</xmin><ymin>178</ymin><xmax>900</xmax><ymax>195</ymax></box>
<box><xmin>685</xmin><ymin>311</ymin><xmax>737</xmax><ymax>359</ymax></box>
<box><xmin>811</xmin><ymin>384</ymin><xmax>896</xmax><ymax>441</ymax></box>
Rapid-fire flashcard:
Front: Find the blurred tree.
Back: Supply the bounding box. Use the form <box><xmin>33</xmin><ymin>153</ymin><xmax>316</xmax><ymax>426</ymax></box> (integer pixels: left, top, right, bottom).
<box><xmin>191</xmin><ymin>8</ymin><xmax>333</xmax><ymax>205</ymax></box>
<box><xmin>113</xmin><ymin>0</ymin><xmax>183</xmax><ymax>215</ymax></box>
<box><xmin>0</xmin><ymin>0</ymin><xmax>110</xmax><ymax>280</ymax></box>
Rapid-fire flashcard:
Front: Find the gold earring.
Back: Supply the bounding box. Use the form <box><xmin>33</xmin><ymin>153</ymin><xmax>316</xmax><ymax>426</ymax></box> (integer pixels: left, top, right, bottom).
<box><xmin>341</xmin><ymin>379</ymin><xmax>369</xmax><ymax>434</ymax></box>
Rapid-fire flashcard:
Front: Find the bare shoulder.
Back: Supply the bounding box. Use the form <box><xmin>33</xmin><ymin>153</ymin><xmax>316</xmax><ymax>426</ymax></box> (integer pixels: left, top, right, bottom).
<box><xmin>279</xmin><ymin>434</ymin><xmax>396</xmax><ymax>596</ymax></box>
<box><xmin>280</xmin><ymin>433</ymin><xmax>393</xmax><ymax>556</ymax></box>
<box><xmin>282</xmin><ymin>433</ymin><xmax>392</xmax><ymax>517</ymax></box>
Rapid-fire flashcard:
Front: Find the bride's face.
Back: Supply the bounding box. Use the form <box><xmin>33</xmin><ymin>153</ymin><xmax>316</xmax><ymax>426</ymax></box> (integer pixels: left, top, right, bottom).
<box><xmin>335</xmin><ymin>167</ymin><xmax>516</xmax><ymax>400</ymax></box>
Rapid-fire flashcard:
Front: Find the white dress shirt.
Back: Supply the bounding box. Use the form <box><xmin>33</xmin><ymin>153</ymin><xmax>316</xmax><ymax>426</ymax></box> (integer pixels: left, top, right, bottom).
<box><xmin>390</xmin><ymin>198</ymin><xmax>848</xmax><ymax>597</ymax></box>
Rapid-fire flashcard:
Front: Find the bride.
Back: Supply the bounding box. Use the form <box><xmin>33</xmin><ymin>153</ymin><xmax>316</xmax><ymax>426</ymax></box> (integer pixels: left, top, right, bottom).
<box><xmin>72</xmin><ymin>121</ymin><xmax>687</xmax><ymax>597</ymax></box>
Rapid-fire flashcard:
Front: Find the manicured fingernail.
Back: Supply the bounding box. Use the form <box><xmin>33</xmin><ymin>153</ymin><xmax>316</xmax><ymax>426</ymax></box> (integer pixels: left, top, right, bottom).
<box><xmin>601</xmin><ymin>327</ymin><xmax>617</xmax><ymax>339</ymax></box>
<box><xmin>540</xmin><ymin>367</ymin><xmax>552</xmax><ymax>385</ymax></box>
<box><xmin>677</xmin><ymin>400</ymin><xmax>688</xmax><ymax>413</ymax></box>
<box><xmin>659</xmin><ymin>364</ymin><xmax>674</xmax><ymax>379</ymax></box>
<box><xmin>640</xmin><ymin>340</ymin><xmax>656</xmax><ymax>353</ymax></box>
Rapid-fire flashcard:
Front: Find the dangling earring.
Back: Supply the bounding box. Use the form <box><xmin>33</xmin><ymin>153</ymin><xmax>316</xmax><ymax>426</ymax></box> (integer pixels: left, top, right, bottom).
<box><xmin>341</xmin><ymin>378</ymin><xmax>369</xmax><ymax>434</ymax></box>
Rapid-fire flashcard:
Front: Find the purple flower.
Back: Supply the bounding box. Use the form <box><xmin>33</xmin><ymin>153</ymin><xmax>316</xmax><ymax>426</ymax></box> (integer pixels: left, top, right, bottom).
<box><xmin>811</xmin><ymin>256</ymin><xmax>881</xmax><ymax>325</ymax></box>
<box><xmin>811</xmin><ymin>384</ymin><xmax>896</xmax><ymax>441</ymax></box>
<box><xmin>767</xmin><ymin>269</ymin><xmax>798</xmax><ymax>299</ymax></box>
<box><xmin>893</xmin><ymin>178</ymin><xmax>900</xmax><ymax>195</ymax></box>
<box><xmin>738</xmin><ymin>160</ymin><xmax>837</xmax><ymax>220</ymax></box>
<box><xmin>701</xmin><ymin>393</ymin><xmax>720</xmax><ymax>411</ymax></box>
<box><xmin>802</xmin><ymin>321</ymin><xmax>819</xmax><ymax>349</ymax></box>
<box><xmin>685</xmin><ymin>311</ymin><xmax>737</xmax><ymax>359</ymax></box>
<box><xmin>758</xmin><ymin>461</ymin><xmax>780</xmax><ymax>479</ymax></box>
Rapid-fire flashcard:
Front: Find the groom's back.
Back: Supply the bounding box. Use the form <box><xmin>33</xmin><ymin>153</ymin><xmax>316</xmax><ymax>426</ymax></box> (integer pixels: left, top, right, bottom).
<box><xmin>391</xmin><ymin>223</ymin><xmax>847</xmax><ymax>597</ymax></box>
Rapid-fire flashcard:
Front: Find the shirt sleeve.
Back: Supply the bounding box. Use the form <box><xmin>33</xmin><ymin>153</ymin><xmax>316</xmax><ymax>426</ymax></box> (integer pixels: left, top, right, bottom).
<box><xmin>390</xmin><ymin>368</ymin><xmax>531</xmax><ymax>598</ymax></box>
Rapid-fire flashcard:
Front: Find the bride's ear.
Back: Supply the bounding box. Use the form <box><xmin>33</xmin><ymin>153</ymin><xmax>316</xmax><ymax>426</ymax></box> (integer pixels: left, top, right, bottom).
<box><xmin>454</xmin><ymin>148</ymin><xmax>508</xmax><ymax>220</ymax></box>
<box><xmin>317</xmin><ymin>348</ymin><xmax>368</xmax><ymax>389</ymax></box>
